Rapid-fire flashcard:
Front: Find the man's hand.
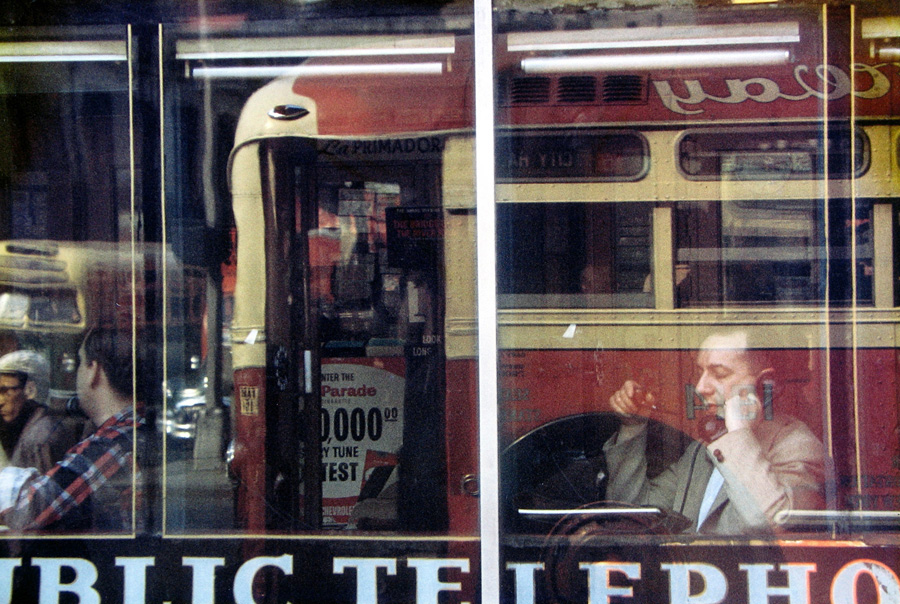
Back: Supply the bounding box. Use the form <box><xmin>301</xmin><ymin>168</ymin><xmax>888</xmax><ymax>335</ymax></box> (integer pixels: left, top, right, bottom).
<box><xmin>721</xmin><ymin>385</ymin><xmax>763</xmax><ymax>434</ymax></box>
<box><xmin>609</xmin><ymin>380</ymin><xmax>652</xmax><ymax>427</ymax></box>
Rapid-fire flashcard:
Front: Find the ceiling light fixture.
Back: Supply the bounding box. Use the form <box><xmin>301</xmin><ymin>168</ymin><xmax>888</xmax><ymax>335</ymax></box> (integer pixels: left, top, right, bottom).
<box><xmin>178</xmin><ymin>34</ymin><xmax>455</xmax><ymax>61</ymax></box>
<box><xmin>875</xmin><ymin>47</ymin><xmax>900</xmax><ymax>61</ymax></box>
<box><xmin>191</xmin><ymin>62</ymin><xmax>444</xmax><ymax>79</ymax></box>
<box><xmin>521</xmin><ymin>49</ymin><xmax>791</xmax><ymax>73</ymax></box>
<box><xmin>861</xmin><ymin>17</ymin><xmax>900</xmax><ymax>39</ymax></box>
<box><xmin>0</xmin><ymin>41</ymin><xmax>126</xmax><ymax>63</ymax></box>
<box><xmin>508</xmin><ymin>22</ymin><xmax>798</xmax><ymax>52</ymax></box>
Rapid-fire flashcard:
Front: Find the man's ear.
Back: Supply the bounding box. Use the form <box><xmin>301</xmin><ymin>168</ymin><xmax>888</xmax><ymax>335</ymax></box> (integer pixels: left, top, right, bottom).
<box><xmin>755</xmin><ymin>367</ymin><xmax>776</xmax><ymax>393</ymax></box>
<box><xmin>23</xmin><ymin>381</ymin><xmax>37</xmax><ymax>401</ymax></box>
<box><xmin>86</xmin><ymin>360</ymin><xmax>103</xmax><ymax>388</ymax></box>
<box><xmin>756</xmin><ymin>367</ymin><xmax>775</xmax><ymax>382</ymax></box>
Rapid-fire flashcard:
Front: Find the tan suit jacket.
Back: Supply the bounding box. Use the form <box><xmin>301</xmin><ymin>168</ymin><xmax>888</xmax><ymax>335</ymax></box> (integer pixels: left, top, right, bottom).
<box><xmin>603</xmin><ymin>415</ymin><xmax>825</xmax><ymax>534</ymax></box>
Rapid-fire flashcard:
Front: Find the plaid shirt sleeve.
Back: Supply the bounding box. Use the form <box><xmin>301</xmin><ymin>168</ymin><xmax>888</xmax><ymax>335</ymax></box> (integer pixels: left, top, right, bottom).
<box><xmin>2</xmin><ymin>409</ymin><xmax>139</xmax><ymax>531</ymax></box>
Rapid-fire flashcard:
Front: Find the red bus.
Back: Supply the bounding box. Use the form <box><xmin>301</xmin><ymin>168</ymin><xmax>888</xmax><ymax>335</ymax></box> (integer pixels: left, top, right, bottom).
<box><xmin>225</xmin><ymin>5</ymin><xmax>900</xmax><ymax>602</ymax></box>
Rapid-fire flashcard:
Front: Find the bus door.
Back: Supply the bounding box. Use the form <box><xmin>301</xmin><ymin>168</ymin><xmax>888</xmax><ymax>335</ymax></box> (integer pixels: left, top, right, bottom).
<box><xmin>259</xmin><ymin>137</ymin><xmax>446</xmax><ymax>531</ymax></box>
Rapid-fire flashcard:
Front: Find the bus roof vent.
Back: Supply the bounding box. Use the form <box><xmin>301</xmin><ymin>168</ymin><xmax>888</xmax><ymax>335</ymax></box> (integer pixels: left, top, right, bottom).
<box><xmin>601</xmin><ymin>75</ymin><xmax>647</xmax><ymax>104</ymax></box>
<box><xmin>557</xmin><ymin>76</ymin><xmax>597</xmax><ymax>104</ymax></box>
<box><xmin>508</xmin><ymin>77</ymin><xmax>552</xmax><ymax>105</ymax></box>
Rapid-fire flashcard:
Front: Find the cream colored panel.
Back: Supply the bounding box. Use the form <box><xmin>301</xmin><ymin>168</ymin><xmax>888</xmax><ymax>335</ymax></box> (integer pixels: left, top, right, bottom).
<box><xmin>653</xmin><ymin>206</ymin><xmax>674</xmax><ymax>310</ymax></box>
<box><xmin>443</xmin><ymin>135</ymin><xmax>475</xmax><ymax>210</ymax></box>
<box><xmin>442</xmin><ymin>132</ymin><xmax>477</xmax><ymax>359</ymax></box>
<box><xmin>230</xmin><ymin>142</ymin><xmax>268</xmax><ymax>371</ymax></box>
<box><xmin>857</xmin><ymin>125</ymin><xmax>893</xmax><ymax>198</ymax></box>
<box><xmin>232</xmin><ymin>77</ymin><xmax>319</xmax><ymax>147</ymax></box>
<box><xmin>497</xmin><ymin>308</ymin><xmax>900</xmax><ymax>350</ymax></box>
<box><xmin>493</xmin><ymin>127</ymin><xmax>896</xmax><ymax>204</ymax></box>
<box><xmin>873</xmin><ymin>203</ymin><xmax>895</xmax><ymax>308</ymax></box>
<box><xmin>444</xmin><ymin>210</ymin><xmax>477</xmax><ymax>360</ymax></box>
<box><xmin>892</xmin><ymin>125</ymin><xmax>900</xmax><ymax>194</ymax></box>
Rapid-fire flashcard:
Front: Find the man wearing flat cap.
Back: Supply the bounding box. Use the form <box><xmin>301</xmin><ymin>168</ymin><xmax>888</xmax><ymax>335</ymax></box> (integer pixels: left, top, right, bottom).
<box><xmin>0</xmin><ymin>350</ymin><xmax>79</xmax><ymax>473</ymax></box>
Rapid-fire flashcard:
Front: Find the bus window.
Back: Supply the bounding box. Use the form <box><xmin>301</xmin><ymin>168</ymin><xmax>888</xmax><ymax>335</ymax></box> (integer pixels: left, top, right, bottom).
<box><xmin>0</xmin><ymin>291</ymin><xmax>30</xmax><ymax>323</ymax></box>
<box><xmin>678</xmin><ymin>126</ymin><xmax>869</xmax><ymax>180</ymax></box>
<box><xmin>674</xmin><ymin>199</ymin><xmax>874</xmax><ymax>306</ymax></box>
<box><xmin>307</xmin><ymin>176</ymin><xmax>411</xmax><ymax>345</ymax></box>
<box><xmin>0</xmin><ymin>33</ymin><xmax>132</xmax><ymax>243</ymax></box>
<box><xmin>27</xmin><ymin>290</ymin><xmax>81</xmax><ymax>324</ymax></box>
<box><xmin>496</xmin><ymin>130</ymin><xmax>649</xmax><ymax>182</ymax></box>
<box><xmin>497</xmin><ymin>202</ymin><xmax>653</xmax><ymax>309</ymax></box>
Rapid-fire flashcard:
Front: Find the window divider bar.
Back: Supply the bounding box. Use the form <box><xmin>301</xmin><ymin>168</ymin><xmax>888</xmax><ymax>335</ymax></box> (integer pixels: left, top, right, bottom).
<box><xmin>474</xmin><ymin>0</ymin><xmax>501</xmax><ymax>600</ymax></box>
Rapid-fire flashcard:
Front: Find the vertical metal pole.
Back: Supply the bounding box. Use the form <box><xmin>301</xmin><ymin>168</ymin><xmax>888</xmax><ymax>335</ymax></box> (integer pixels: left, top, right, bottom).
<box><xmin>474</xmin><ymin>0</ymin><xmax>500</xmax><ymax>601</ymax></box>
<box><xmin>127</xmin><ymin>22</ymin><xmax>140</xmax><ymax>534</ymax></box>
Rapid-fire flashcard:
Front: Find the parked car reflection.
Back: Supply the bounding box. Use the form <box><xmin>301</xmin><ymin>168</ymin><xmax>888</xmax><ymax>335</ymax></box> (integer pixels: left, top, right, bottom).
<box><xmin>160</xmin><ymin>377</ymin><xmax>231</xmax><ymax>459</ymax></box>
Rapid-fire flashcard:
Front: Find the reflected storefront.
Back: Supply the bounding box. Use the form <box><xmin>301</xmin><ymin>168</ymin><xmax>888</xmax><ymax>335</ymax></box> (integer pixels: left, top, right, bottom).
<box><xmin>0</xmin><ymin>1</ymin><xmax>898</xmax><ymax>603</ymax></box>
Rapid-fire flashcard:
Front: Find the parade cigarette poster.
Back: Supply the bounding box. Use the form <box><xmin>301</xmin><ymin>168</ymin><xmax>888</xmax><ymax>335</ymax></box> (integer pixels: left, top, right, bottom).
<box><xmin>320</xmin><ymin>358</ymin><xmax>405</xmax><ymax>526</ymax></box>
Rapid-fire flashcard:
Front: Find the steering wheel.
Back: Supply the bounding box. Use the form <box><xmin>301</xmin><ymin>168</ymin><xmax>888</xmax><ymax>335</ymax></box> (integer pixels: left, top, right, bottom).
<box><xmin>500</xmin><ymin>412</ymin><xmax>694</xmax><ymax>533</ymax></box>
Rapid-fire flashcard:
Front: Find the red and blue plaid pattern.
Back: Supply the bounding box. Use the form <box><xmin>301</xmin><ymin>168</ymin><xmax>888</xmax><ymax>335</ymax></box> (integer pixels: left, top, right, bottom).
<box><xmin>8</xmin><ymin>408</ymin><xmax>143</xmax><ymax>531</ymax></box>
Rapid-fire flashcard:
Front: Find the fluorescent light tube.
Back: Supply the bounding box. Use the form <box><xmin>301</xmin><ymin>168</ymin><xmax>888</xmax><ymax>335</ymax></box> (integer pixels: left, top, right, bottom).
<box><xmin>508</xmin><ymin>22</ymin><xmax>798</xmax><ymax>52</ymax></box>
<box><xmin>0</xmin><ymin>41</ymin><xmax>126</xmax><ymax>63</ymax></box>
<box><xmin>521</xmin><ymin>49</ymin><xmax>790</xmax><ymax>73</ymax></box>
<box><xmin>862</xmin><ymin>17</ymin><xmax>900</xmax><ymax>39</ymax></box>
<box><xmin>192</xmin><ymin>62</ymin><xmax>444</xmax><ymax>79</ymax></box>
<box><xmin>877</xmin><ymin>47</ymin><xmax>900</xmax><ymax>61</ymax></box>
<box><xmin>0</xmin><ymin>55</ymin><xmax>125</xmax><ymax>63</ymax></box>
<box><xmin>178</xmin><ymin>34</ymin><xmax>455</xmax><ymax>61</ymax></box>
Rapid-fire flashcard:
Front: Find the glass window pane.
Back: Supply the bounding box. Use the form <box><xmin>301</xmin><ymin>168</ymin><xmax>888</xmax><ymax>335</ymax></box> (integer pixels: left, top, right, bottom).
<box><xmin>678</xmin><ymin>126</ymin><xmax>869</xmax><ymax>180</ymax></box>
<box><xmin>496</xmin><ymin>130</ymin><xmax>649</xmax><ymax>182</ymax></box>
<box><xmin>2</xmin><ymin>2</ymin><xmax>900</xmax><ymax>603</ymax></box>
<box><xmin>0</xmin><ymin>27</ymin><xmax>153</xmax><ymax>535</ymax></box>
<box><xmin>495</xmin><ymin>4</ymin><xmax>900</xmax><ymax>602</ymax></box>
<box><xmin>166</xmin><ymin>14</ymin><xmax>478</xmax><ymax>560</ymax></box>
<box><xmin>497</xmin><ymin>202</ymin><xmax>653</xmax><ymax>309</ymax></box>
<box><xmin>674</xmin><ymin>198</ymin><xmax>874</xmax><ymax>306</ymax></box>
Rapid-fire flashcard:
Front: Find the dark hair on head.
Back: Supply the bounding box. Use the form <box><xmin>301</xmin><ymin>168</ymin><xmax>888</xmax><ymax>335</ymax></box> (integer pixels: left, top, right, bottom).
<box><xmin>81</xmin><ymin>328</ymin><xmax>147</xmax><ymax>401</ymax></box>
<box><xmin>704</xmin><ymin>328</ymin><xmax>772</xmax><ymax>376</ymax></box>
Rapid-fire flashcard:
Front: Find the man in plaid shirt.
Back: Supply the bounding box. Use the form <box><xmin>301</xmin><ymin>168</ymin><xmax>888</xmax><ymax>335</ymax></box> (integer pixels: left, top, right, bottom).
<box><xmin>0</xmin><ymin>328</ymin><xmax>149</xmax><ymax>532</ymax></box>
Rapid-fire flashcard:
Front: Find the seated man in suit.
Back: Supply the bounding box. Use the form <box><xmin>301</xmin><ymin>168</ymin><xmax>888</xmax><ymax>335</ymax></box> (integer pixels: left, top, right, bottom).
<box><xmin>604</xmin><ymin>329</ymin><xmax>825</xmax><ymax>534</ymax></box>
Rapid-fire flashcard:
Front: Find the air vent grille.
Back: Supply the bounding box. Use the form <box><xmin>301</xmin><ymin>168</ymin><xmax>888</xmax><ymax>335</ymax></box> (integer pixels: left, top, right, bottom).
<box><xmin>557</xmin><ymin>76</ymin><xmax>597</xmax><ymax>104</ymax></box>
<box><xmin>508</xmin><ymin>77</ymin><xmax>552</xmax><ymax>105</ymax></box>
<box><xmin>601</xmin><ymin>75</ymin><xmax>646</xmax><ymax>104</ymax></box>
<box><xmin>502</xmin><ymin>74</ymin><xmax>647</xmax><ymax>106</ymax></box>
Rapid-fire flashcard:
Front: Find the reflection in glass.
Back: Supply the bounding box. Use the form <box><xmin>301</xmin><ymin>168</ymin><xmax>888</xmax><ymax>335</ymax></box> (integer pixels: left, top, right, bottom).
<box><xmin>0</xmin><ymin>289</ymin><xmax>81</xmax><ymax>325</ymax></box>
<box><xmin>198</xmin><ymin>23</ymin><xmax>474</xmax><ymax>537</ymax></box>
<box><xmin>496</xmin><ymin>130</ymin><xmax>648</xmax><ymax>182</ymax></box>
<box><xmin>675</xmin><ymin>199</ymin><xmax>873</xmax><ymax>306</ymax></box>
<box><xmin>0</xmin><ymin>292</ymin><xmax>29</xmax><ymax>322</ymax></box>
<box><xmin>498</xmin><ymin>203</ymin><xmax>653</xmax><ymax>309</ymax></box>
<box><xmin>679</xmin><ymin>126</ymin><xmax>869</xmax><ymax>180</ymax></box>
